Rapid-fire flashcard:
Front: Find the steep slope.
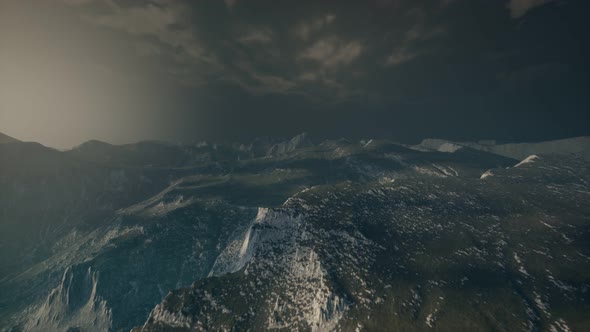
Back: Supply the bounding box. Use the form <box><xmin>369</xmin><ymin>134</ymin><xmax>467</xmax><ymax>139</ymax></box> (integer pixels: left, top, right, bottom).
<box><xmin>266</xmin><ymin>132</ymin><xmax>314</xmax><ymax>156</ymax></box>
<box><xmin>0</xmin><ymin>132</ymin><xmax>19</xmax><ymax>144</ymax></box>
<box><xmin>135</xmin><ymin>155</ymin><xmax>590</xmax><ymax>331</ymax></box>
<box><xmin>0</xmin><ymin>140</ymin><xmax>174</xmax><ymax>274</ymax></box>
<box><xmin>2</xmin><ymin>195</ymin><xmax>255</xmax><ymax>331</ymax></box>
<box><xmin>0</xmin><ymin>141</ymin><xmax>71</xmax><ymax>176</ymax></box>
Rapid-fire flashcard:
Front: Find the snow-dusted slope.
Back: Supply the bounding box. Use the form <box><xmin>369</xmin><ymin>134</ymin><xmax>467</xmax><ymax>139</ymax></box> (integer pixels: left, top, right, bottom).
<box><xmin>24</xmin><ymin>266</ymin><xmax>112</xmax><ymax>332</ymax></box>
<box><xmin>208</xmin><ymin>207</ymin><xmax>270</xmax><ymax>276</ymax></box>
<box><xmin>266</xmin><ymin>132</ymin><xmax>314</xmax><ymax>156</ymax></box>
<box><xmin>2</xmin><ymin>134</ymin><xmax>588</xmax><ymax>332</ymax></box>
<box><xmin>415</xmin><ymin>138</ymin><xmax>463</xmax><ymax>153</ymax></box>
<box><xmin>514</xmin><ymin>154</ymin><xmax>539</xmax><ymax>167</ymax></box>
<box><xmin>134</xmin><ymin>154</ymin><xmax>590</xmax><ymax>331</ymax></box>
<box><xmin>1</xmin><ymin>185</ymin><xmax>255</xmax><ymax>331</ymax></box>
<box><xmin>135</xmin><ymin>204</ymin><xmax>363</xmax><ymax>331</ymax></box>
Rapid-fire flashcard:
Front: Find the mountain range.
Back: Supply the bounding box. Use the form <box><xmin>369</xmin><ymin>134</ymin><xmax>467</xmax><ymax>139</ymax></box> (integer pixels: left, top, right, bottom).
<box><xmin>0</xmin><ymin>132</ymin><xmax>588</xmax><ymax>331</ymax></box>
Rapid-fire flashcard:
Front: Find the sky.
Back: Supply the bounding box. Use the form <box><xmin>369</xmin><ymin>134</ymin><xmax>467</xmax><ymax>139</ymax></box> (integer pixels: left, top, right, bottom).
<box><xmin>0</xmin><ymin>0</ymin><xmax>588</xmax><ymax>148</ymax></box>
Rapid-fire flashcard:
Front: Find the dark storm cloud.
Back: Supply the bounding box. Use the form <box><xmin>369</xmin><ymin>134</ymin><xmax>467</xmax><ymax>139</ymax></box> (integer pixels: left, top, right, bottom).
<box><xmin>80</xmin><ymin>0</ymin><xmax>578</xmax><ymax>102</ymax></box>
<box><xmin>1</xmin><ymin>0</ymin><xmax>587</xmax><ymax>147</ymax></box>
<box><xmin>77</xmin><ymin>0</ymin><xmax>453</xmax><ymax>100</ymax></box>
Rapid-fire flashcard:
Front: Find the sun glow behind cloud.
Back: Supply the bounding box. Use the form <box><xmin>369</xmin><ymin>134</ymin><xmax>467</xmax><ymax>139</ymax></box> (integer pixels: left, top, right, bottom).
<box><xmin>0</xmin><ymin>1</ymin><xmax>172</xmax><ymax>148</ymax></box>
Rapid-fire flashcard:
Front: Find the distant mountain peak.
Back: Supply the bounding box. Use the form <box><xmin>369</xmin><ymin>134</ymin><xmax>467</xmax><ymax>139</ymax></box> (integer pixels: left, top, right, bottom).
<box><xmin>72</xmin><ymin>139</ymin><xmax>114</xmax><ymax>150</ymax></box>
<box><xmin>288</xmin><ymin>132</ymin><xmax>313</xmax><ymax>146</ymax></box>
<box><xmin>266</xmin><ymin>132</ymin><xmax>314</xmax><ymax>156</ymax></box>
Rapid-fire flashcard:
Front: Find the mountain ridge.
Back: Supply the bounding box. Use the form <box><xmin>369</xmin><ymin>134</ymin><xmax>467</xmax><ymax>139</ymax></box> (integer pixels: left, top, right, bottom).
<box><xmin>414</xmin><ymin>136</ymin><xmax>590</xmax><ymax>160</ymax></box>
<box><xmin>0</xmin><ymin>133</ymin><xmax>588</xmax><ymax>331</ymax></box>
<box><xmin>0</xmin><ymin>132</ymin><xmax>19</xmax><ymax>144</ymax></box>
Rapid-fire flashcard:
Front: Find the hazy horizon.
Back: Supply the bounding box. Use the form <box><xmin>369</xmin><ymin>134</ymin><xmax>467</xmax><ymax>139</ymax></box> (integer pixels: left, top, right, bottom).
<box><xmin>3</xmin><ymin>128</ymin><xmax>590</xmax><ymax>151</ymax></box>
<box><xmin>1</xmin><ymin>0</ymin><xmax>589</xmax><ymax>148</ymax></box>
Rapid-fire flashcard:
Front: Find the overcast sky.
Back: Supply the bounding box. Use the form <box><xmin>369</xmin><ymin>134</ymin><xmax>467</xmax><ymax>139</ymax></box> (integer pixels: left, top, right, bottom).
<box><xmin>0</xmin><ymin>0</ymin><xmax>588</xmax><ymax>148</ymax></box>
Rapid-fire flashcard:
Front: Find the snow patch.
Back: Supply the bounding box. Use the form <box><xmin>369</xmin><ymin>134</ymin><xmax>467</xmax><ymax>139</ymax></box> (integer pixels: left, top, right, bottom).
<box><xmin>480</xmin><ymin>170</ymin><xmax>494</xmax><ymax>179</ymax></box>
<box><xmin>437</xmin><ymin>142</ymin><xmax>462</xmax><ymax>153</ymax></box>
<box><xmin>413</xmin><ymin>166</ymin><xmax>447</xmax><ymax>177</ymax></box>
<box><xmin>514</xmin><ymin>155</ymin><xmax>539</xmax><ymax>168</ymax></box>
<box><xmin>550</xmin><ymin>318</ymin><xmax>572</xmax><ymax>332</ymax></box>
<box><xmin>425</xmin><ymin>309</ymin><xmax>438</xmax><ymax>328</ymax></box>
<box><xmin>414</xmin><ymin>139</ymin><xmax>462</xmax><ymax>153</ymax></box>
<box><xmin>513</xmin><ymin>253</ymin><xmax>530</xmax><ymax>277</ymax></box>
<box><xmin>533</xmin><ymin>291</ymin><xmax>550</xmax><ymax>317</ymax></box>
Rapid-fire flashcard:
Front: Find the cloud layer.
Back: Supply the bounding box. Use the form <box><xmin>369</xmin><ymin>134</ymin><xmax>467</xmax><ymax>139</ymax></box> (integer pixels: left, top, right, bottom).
<box><xmin>1</xmin><ymin>0</ymin><xmax>587</xmax><ymax>147</ymax></box>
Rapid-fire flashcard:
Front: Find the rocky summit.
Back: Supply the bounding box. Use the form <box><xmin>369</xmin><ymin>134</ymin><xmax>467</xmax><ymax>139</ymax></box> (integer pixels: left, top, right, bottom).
<box><xmin>1</xmin><ymin>134</ymin><xmax>589</xmax><ymax>332</ymax></box>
